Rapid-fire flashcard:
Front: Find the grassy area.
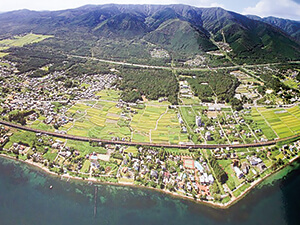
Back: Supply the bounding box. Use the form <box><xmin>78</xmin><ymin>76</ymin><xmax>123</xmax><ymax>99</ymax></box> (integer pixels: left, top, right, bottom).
<box><xmin>218</xmin><ymin>159</ymin><xmax>243</xmax><ymax>190</ymax></box>
<box><xmin>43</xmin><ymin>150</ymin><xmax>58</xmax><ymax>162</ymax></box>
<box><xmin>232</xmin><ymin>183</ymin><xmax>251</xmax><ymax>198</ymax></box>
<box><xmin>80</xmin><ymin>160</ymin><xmax>90</xmax><ymax>173</ymax></box>
<box><xmin>4</xmin><ymin>131</ymin><xmax>36</xmax><ymax>149</ymax></box>
<box><xmin>66</xmin><ymin>140</ymin><xmax>105</xmax><ymax>156</ymax></box>
<box><xmin>0</xmin><ymin>33</ymin><xmax>53</xmax><ymax>47</ymax></box>
<box><xmin>0</xmin><ymin>33</ymin><xmax>53</xmax><ymax>57</ymax></box>
<box><xmin>95</xmin><ymin>89</ymin><xmax>121</xmax><ymax>101</ymax></box>
<box><xmin>180</xmin><ymin>97</ymin><xmax>200</xmax><ymax>105</ymax></box>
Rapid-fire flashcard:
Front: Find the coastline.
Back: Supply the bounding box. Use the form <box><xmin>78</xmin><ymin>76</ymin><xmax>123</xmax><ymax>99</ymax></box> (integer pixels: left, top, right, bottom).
<box><xmin>1</xmin><ymin>153</ymin><xmax>299</xmax><ymax>209</ymax></box>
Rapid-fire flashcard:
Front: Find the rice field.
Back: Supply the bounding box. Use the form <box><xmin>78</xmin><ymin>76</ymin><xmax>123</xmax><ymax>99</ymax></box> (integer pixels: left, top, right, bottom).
<box><xmin>254</xmin><ymin>105</ymin><xmax>300</xmax><ymax>139</ymax></box>
<box><xmin>61</xmin><ymin>100</ymin><xmax>188</xmax><ymax>144</ymax></box>
<box><xmin>151</xmin><ymin>108</ymin><xmax>189</xmax><ymax>144</ymax></box>
<box><xmin>251</xmin><ymin>108</ymin><xmax>278</xmax><ymax>140</ymax></box>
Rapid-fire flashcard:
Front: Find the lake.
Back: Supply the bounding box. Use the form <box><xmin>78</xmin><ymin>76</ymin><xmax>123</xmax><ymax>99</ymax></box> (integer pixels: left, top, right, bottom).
<box><xmin>0</xmin><ymin>156</ymin><xmax>299</xmax><ymax>225</ymax></box>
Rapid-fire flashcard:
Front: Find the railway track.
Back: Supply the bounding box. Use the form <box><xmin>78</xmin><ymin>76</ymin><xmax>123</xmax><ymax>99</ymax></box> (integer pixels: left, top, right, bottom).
<box><xmin>1</xmin><ymin>120</ymin><xmax>299</xmax><ymax>149</ymax></box>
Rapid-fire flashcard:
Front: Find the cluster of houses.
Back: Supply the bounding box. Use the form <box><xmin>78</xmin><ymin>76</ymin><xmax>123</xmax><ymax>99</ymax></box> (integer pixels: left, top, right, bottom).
<box><xmin>116</xmin><ymin>147</ymin><xmax>216</xmax><ymax>197</ymax></box>
<box><xmin>177</xmin><ymin>113</ymin><xmax>187</xmax><ymax>133</ymax></box>
<box><xmin>1</xmin><ymin>70</ymin><xmax>118</xmax><ymax>102</ymax></box>
<box><xmin>184</xmin><ymin>55</ymin><xmax>206</xmax><ymax>67</ymax></box>
<box><xmin>179</xmin><ymin>81</ymin><xmax>194</xmax><ymax>99</ymax></box>
<box><xmin>1</xmin><ymin>97</ymin><xmax>72</xmax><ymax>127</ymax></box>
<box><xmin>180</xmin><ymin>156</ymin><xmax>214</xmax><ymax>196</ymax></box>
<box><xmin>211</xmin><ymin>146</ymin><xmax>266</xmax><ymax>180</ymax></box>
<box><xmin>0</xmin><ymin>126</ymin><xmax>11</xmax><ymax>147</ymax></box>
<box><xmin>195</xmin><ymin>108</ymin><xmax>268</xmax><ymax>143</ymax></box>
<box><xmin>0</xmin><ymin>60</ymin><xmax>18</xmax><ymax>77</ymax></box>
<box><xmin>0</xmin><ymin>63</ymin><xmax>120</xmax><ymax>129</ymax></box>
<box><xmin>254</xmin><ymin>66</ymin><xmax>300</xmax><ymax>104</ymax></box>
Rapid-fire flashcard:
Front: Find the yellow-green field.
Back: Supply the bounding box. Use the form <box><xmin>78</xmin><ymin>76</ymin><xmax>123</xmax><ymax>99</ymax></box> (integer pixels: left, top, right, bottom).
<box><xmin>95</xmin><ymin>89</ymin><xmax>121</xmax><ymax>101</ymax></box>
<box><xmin>251</xmin><ymin>108</ymin><xmax>278</xmax><ymax>140</ymax></box>
<box><xmin>61</xmin><ymin>100</ymin><xmax>188</xmax><ymax>144</ymax></box>
<box><xmin>254</xmin><ymin>106</ymin><xmax>300</xmax><ymax>138</ymax></box>
<box><xmin>0</xmin><ymin>33</ymin><xmax>53</xmax><ymax>57</ymax></box>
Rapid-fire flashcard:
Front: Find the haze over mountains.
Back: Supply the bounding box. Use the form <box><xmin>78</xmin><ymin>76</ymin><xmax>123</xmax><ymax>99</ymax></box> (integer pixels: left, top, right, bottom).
<box><xmin>0</xmin><ymin>4</ymin><xmax>299</xmax><ymax>64</ymax></box>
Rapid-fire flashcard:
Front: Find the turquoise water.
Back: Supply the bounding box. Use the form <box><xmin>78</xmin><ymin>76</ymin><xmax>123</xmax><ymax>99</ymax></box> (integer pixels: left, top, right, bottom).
<box><xmin>0</xmin><ymin>157</ymin><xmax>300</xmax><ymax>225</ymax></box>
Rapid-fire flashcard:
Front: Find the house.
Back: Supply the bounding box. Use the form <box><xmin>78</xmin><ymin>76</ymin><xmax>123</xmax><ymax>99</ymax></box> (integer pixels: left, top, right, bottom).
<box><xmin>208</xmin><ymin>174</ymin><xmax>214</xmax><ymax>184</ymax></box>
<box><xmin>150</xmin><ymin>170</ymin><xmax>158</xmax><ymax>179</ymax></box>
<box><xmin>233</xmin><ymin>166</ymin><xmax>244</xmax><ymax>179</ymax></box>
<box><xmin>241</xmin><ymin>163</ymin><xmax>250</xmax><ymax>174</ymax></box>
<box><xmin>51</xmin><ymin>143</ymin><xmax>60</xmax><ymax>149</ymax></box>
<box><xmin>205</xmin><ymin>131</ymin><xmax>212</xmax><ymax>141</ymax></box>
<box><xmin>59</xmin><ymin>151</ymin><xmax>72</xmax><ymax>158</ymax></box>
<box><xmin>257</xmin><ymin>163</ymin><xmax>267</xmax><ymax>172</ymax></box>
<box><xmin>196</xmin><ymin>116</ymin><xmax>202</xmax><ymax>127</ymax></box>
<box><xmin>194</xmin><ymin>161</ymin><xmax>204</xmax><ymax>173</ymax></box>
<box><xmin>249</xmin><ymin>156</ymin><xmax>262</xmax><ymax>166</ymax></box>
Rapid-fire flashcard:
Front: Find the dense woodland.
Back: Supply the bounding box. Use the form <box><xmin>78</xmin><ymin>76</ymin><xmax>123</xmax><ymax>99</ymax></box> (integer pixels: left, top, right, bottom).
<box><xmin>118</xmin><ymin>67</ymin><xmax>179</xmax><ymax>104</ymax></box>
<box><xmin>183</xmin><ymin>70</ymin><xmax>240</xmax><ymax>105</ymax></box>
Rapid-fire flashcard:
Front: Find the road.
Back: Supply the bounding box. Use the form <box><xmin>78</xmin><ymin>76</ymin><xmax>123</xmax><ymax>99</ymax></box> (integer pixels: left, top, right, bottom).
<box><xmin>68</xmin><ymin>54</ymin><xmax>300</xmax><ymax>72</ymax></box>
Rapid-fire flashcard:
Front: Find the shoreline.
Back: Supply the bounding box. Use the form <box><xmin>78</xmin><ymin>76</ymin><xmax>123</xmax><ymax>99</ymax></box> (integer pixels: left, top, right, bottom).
<box><xmin>1</xmin><ymin>153</ymin><xmax>299</xmax><ymax>209</ymax></box>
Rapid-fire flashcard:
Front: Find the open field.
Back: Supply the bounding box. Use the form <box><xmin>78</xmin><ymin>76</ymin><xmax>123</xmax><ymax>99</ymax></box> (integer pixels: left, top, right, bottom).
<box><xmin>0</xmin><ymin>33</ymin><xmax>53</xmax><ymax>57</ymax></box>
<box><xmin>254</xmin><ymin>106</ymin><xmax>300</xmax><ymax>139</ymax></box>
<box><xmin>95</xmin><ymin>89</ymin><xmax>121</xmax><ymax>101</ymax></box>
<box><xmin>218</xmin><ymin>159</ymin><xmax>243</xmax><ymax>190</ymax></box>
<box><xmin>0</xmin><ymin>33</ymin><xmax>53</xmax><ymax>47</ymax></box>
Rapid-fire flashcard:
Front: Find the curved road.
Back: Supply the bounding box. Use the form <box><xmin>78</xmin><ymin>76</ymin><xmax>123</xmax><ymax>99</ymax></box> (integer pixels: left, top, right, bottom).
<box><xmin>1</xmin><ymin>120</ymin><xmax>299</xmax><ymax>149</ymax></box>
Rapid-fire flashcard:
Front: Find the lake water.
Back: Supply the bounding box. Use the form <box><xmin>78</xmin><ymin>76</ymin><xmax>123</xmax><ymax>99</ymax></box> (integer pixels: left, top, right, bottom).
<box><xmin>0</xmin><ymin>156</ymin><xmax>300</xmax><ymax>225</ymax></box>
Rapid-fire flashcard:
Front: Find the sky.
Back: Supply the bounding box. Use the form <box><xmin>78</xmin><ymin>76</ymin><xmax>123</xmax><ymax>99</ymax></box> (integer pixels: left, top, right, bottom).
<box><xmin>0</xmin><ymin>0</ymin><xmax>300</xmax><ymax>20</ymax></box>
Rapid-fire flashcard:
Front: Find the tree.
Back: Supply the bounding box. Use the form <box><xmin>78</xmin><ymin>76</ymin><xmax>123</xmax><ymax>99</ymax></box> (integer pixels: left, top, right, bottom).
<box><xmin>209</xmin><ymin>157</ymin><xmax>228</xmax><ymax>184</ymax></box>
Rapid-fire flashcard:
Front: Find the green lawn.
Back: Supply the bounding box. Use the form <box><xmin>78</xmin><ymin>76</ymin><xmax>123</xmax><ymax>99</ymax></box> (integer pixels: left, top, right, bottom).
<box><xmin>218</xmin><ymin>159</ymin><xmax>243</xmax><ymax>190</ymax></box>
<box><xmin>81</xmin><ymin>160</ymin><xmax>90</xmax><ymax>173</ymax></box>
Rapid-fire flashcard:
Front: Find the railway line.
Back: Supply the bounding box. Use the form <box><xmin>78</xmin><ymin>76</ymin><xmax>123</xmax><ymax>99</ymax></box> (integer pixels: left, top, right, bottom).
<box><xmin>1</xmin><ymin>120</ymin><xmax>299</xmax><ymax>149</ymax></box>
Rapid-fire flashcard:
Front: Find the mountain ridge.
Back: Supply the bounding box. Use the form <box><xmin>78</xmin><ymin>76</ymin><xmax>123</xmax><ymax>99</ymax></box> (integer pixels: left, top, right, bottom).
<box><xmin>0</xmin><ymin>4</ymin><xmax>299</xmax><ymax>64</ymax></box>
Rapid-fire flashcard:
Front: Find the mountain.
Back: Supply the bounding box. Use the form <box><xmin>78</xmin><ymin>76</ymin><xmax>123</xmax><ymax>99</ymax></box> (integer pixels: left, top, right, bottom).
<box><xmin>247</xmin><ymin>15</ymin><xmax>300</xmax><ymax>42</ymax></box>
<box><xmin>0</xmin><ymin>4</ymin><xmax>299</xmax><ymax>65</ymax></box>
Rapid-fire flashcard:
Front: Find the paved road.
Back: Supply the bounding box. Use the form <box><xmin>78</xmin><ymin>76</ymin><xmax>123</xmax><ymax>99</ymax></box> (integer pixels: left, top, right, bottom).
<box><xmin>68</xmin><ymin>54</ymin><xmax>300</xmax><ymax>72</ymax></box>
